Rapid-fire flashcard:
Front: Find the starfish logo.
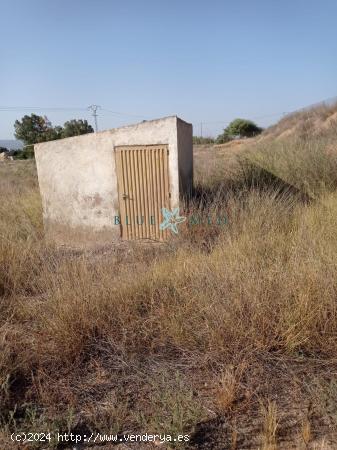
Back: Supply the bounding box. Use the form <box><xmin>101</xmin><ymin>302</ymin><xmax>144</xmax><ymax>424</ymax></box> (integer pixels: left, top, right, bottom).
<box><xmin>159</xmin><ymin>207</ymin><xmax>186</xmax><ymax>235</ymax></box>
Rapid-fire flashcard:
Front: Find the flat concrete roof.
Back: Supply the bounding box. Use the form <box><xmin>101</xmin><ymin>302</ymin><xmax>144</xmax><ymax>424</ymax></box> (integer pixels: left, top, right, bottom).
<box><xmin>34</xmin><ymin>115</ymin><xmax>192</xmax><ymax>149</ymax></box>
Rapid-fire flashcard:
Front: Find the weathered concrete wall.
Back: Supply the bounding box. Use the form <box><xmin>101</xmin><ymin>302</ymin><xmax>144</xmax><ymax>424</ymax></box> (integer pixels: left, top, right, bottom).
<box><xmin>35</xmin><ymin>116</ymin><xmax>192</xmax><ymax>246</ymax></box>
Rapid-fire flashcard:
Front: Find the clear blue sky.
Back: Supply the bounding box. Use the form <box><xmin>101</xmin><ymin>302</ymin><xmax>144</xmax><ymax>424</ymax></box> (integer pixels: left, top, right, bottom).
<box><xmin>1</xmin><ymin>0</ymin><xmax>337</xmax><ymax>139</ymax></box>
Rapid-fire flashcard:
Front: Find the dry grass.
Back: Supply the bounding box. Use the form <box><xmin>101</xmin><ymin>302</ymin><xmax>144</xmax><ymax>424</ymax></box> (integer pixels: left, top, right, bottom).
<box><xmin>261</xmin><ymin>400</ymin><xmax>278</xmax><ymax>450</ymax></box>
<box><xmin>240</xmin><ymin>131</ymin><xmax>337</xmax><ymax>198</ymax></box>
<box><xmin>1</xmin><ymin>110</ymin><xmax>337</xmax><ymax>448</ymax></box>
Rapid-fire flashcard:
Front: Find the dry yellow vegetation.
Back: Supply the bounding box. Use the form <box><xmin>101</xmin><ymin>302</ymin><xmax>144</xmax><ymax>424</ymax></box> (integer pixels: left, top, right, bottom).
<box><xmin>1</xmin><ymin>104</ymin><xmax>337</xmax><ymax>449</ymax></box>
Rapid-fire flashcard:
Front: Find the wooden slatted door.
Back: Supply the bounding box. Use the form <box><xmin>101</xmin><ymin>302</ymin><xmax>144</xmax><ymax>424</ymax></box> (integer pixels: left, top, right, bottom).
<box><xmin>115</xmin><ymin>145</ymin><xmax>170</xmax><ymax>240</ymax></box>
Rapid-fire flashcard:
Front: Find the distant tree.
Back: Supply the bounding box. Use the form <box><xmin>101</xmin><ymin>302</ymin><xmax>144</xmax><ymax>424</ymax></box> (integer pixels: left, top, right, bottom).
<box><xmin>61</xmin><ymin>119</ymin><xmax>94</xmax><ymax>138</ymax></box>
<box><xmin>13</xmin><ymin>115</ymin><xmax>94</xmax><ymax>159</ymax></box>
<box><xmin>44</xmin><ymin>126</ymin><xmax>63</xmax><ymax>142</ymax></box>
<box><xmin>14</xmin><ymin>145</ymin><xmax>35</xmax><ymax>160</ymax></box>
<box><xmin>193</xmin><ymin>136</ymin><xmax>215</xmax><ymax>144</ymax></box>
<box><xmin>14</xmin><ymin>114</ymin><xmax>61</xmax><ymax>145</ymax></box>
<box><xmin>0</xmin><ymin>146</ymin><xmax>7</xmax><ymax>153</ymax></box>
<box><xmin>218</xmin><ymin>118</ymin><xmax>263</xmax><ymax>141</ymax></box>
<box><xmin>11</xmin><ymin>150</ymin><xmax>24</xmax><ymax>160</ymax></box>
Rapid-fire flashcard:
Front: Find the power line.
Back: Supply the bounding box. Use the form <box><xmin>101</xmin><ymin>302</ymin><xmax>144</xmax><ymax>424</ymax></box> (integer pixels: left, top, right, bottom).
<box><xmin>1</xmin><ymin>94</ymin><xmax>336</xmax><ymax>135</ymax></box>
<box><xmin>0</xmin><ymin>106</ymin><xmax>87</xmax><ymax>111</ymax></box>
<box><xmin>195</xmin><ymin>96</ymin><xmax>337</xmax><ymax>126</ymax></box>
<box><xmin>100</xmin><ymin>108</ymin><xmax>149</xmax><ymax>119</ymax></box>
<box><xmin>0</xmin><ymin>105</ymin><xmax>149</xmax><ymax>121</ymax></box>
<box><xmin>197</xmin><ymin>112</ymin><xmax>288</xmax><ymax>125</ymax></box>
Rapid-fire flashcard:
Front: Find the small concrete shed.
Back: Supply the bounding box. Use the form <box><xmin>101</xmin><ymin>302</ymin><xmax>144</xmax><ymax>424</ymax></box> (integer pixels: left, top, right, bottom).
<box><xmin>35</xmin><ymin>116</ymin><xmax>193</xmax><ymax>245</ymax></box>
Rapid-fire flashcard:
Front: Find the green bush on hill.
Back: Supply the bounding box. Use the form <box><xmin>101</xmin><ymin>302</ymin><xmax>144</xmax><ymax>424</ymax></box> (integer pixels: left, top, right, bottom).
<box><xmin>216</xmin><ymin>118</ymin><xmax>263</xmax><ymax>143</ymax></box>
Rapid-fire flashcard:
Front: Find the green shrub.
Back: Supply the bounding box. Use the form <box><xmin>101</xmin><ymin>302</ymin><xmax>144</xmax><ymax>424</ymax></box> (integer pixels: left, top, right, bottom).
<box><xmin>14</xmin><ymin>145</ymin><xmax>35</xmax><ymax>160</ymax></box>
<box><xmin>217</xmin><ymin>118</ymin><xmax>263</xmax><ymax>142</ymax></box>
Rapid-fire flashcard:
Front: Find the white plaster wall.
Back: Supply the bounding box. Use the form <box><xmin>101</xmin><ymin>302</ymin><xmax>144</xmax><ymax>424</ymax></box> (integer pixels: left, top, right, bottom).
<box><xmin>35</xmin><ymin>116</ymin><xmax>191</xmax><ymax>243</ymax></box>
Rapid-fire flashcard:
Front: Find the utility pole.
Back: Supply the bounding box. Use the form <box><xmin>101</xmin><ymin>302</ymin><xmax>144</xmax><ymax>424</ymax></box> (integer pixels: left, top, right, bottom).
<box><xmin>200</xmin><ymin>122</ymin><xmax>203</xmax><ymax>137</ymax></box>
<box><xmin>43</xmin><ymin>115</ymin><xmax>52</xmax><ymax>128</ymax></box>
<box><xmin>88</xmin><ymin>105</ymin><xmax>100</xmax><ymax>132</ymax></box>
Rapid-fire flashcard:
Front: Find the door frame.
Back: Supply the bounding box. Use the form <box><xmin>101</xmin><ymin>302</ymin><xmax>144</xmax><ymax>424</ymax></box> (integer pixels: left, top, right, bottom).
<box><xmin>114</xmin><ymin>144</ymin><xmax>171</xmax><ymax>241</ymax></box>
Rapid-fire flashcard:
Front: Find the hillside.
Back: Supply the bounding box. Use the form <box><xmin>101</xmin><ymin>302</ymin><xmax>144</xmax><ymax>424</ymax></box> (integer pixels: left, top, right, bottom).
<box><xmin>264</xmin><ymin>101</ymin><xmax>337</xmax><ymax>139</ymax></box>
